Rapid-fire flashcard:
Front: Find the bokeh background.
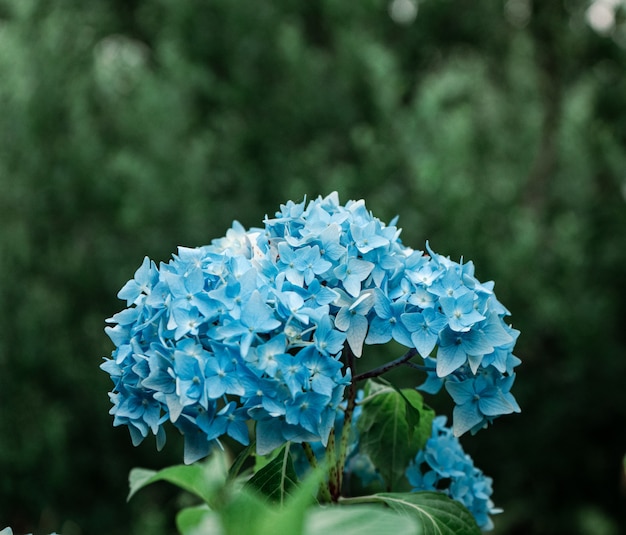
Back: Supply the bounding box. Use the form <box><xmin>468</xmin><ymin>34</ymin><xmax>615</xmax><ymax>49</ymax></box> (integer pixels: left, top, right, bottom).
<box><xmin>1</xmin><ymin>0</ymin><xmax>626</xmax><ymax>533</ymax></box>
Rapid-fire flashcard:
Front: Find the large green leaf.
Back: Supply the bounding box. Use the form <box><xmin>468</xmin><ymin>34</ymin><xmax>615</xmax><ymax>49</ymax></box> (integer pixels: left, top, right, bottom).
<box><xmin>304</xmin><ymin>504</ymin><xmax>419</xmax><ymax>535</ymax></box>
<box><xmin>257</xmin><ymin>462</ymin><xmax>327</xmax><ymax>535</ymax></box>
<box><xmin>176</xmin><ymin>504</ymin><xmax>218</xmax><ymax>535</ymax></box>
<box><xmin>246</xmin><ymin>443</ymin><xmax>299</xmax><ymax>504</ymax></box>
<box><xmin>223</xmin><ymin>464</ymin><xmax>325</xmax><ymax>535</ymax></box>
<box><xmin>357</xmin><ymin>380</ymin><xmax>433</xmax><ymax>490</ymax></box>
<box><xmin>127</xmin><ymin>451</ymin><xmax>228</xmax><ymax>505</ymax></box>
<box><xmin>219</xmin><ymin>486</ymin><xmax>275</xmax><ymax>535</ymax></box>
<box><xmin>363</xmin><ymin>492</ymin><xmax>482</xmax><ymax>535</ymax></box>
<box><xmin>182</xmin><ymin>511</ymin><xmax>225</xmax><ymax>535</ymax></box>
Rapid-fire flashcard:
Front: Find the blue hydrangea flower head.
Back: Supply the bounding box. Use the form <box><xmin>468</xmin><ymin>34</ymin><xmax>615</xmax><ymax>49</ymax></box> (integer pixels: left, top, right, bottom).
<box><xmin>102</xmin><ymin>192</ymin><xmax>520</xmax><ymax>461</ymax></box>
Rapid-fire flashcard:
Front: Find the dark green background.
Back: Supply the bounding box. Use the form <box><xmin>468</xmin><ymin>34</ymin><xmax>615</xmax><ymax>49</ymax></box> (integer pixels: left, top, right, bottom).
<box><xmin>1</xmin><ymin>0</ymin><xmax>625</xmax><ymax>533</ymax></box>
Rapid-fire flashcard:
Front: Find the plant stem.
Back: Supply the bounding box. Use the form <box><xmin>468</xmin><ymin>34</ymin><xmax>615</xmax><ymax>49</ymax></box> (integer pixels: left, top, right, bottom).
<box><xmin>353</xmin><ymin>347</ymin><xmax>418</xmax><ymax>382</ymax></box>
<box><xmin>335</xmin><ymin>345</ymin><xmax>358</xmax><ymax>499</ymax></box>
<box><xmin>301</xmin><ymin>442</ymin><xmax>332</xmax><ymax>503</ymax></box>
<box><xmin>404</xmin><ymin>361</ymin><xmax>429</xmax><ymax>373</ymax></box>
<box><xmin>338</xmin><ymin>495</ymin><xmax>379</xmax><ymax>506</ymax></box>
<box><xmin>301</xmin><ymin>441</ymin><xmax>318</xmax><ymax>469</ymax></box>
<box><xmin>326</xmin><ymin>427</ymin><xmax>339</xmax><ymax>501</ymax></box>
<box><xmin>329</xmin><ymin>346</ymin><xmax>422</xmax><ymax>501</ymax></box>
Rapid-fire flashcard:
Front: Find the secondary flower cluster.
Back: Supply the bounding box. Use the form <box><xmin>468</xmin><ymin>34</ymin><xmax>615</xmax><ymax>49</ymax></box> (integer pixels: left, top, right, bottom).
<box><xmin>405</xmin><ymin>416</ymin><xmax>502</xmax><ymax>530</ymax></box>
<box><xmin>102</xmin><ymin>192</ymin><xmax>520</xmax><ymax>462</ymax></box>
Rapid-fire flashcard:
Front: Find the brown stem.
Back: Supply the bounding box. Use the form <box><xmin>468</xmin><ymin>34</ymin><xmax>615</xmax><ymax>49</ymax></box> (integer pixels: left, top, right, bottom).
<box><xmin>333</xmin><ymin>345</ymin><xmax>358</xmax><ymax>498</ymax></box>
<box><xmin>353</xmin><ymin>347</ymin><xmax>418</xmax><ymax>382</ymax></box>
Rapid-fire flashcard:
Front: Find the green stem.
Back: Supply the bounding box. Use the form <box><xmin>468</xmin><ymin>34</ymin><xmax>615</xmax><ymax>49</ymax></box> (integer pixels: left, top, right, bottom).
<box><xmin>326</xmin><ymin>427</ymin><xmax>339</xmax><ymax>501</ymax></box>
<box><xmin>301</xmin><ymin>442</ymin><xmax>332</xmax><ymax>503</ymax></box>
<box><xmin>301</xmin><ymin>441</ymin><xmax>318</xmax><ymax>469</ymax></box>
<box><xmin>338</xmin><ymin>495</ymin><xmax>381</xmax><ymax>506</ymax></box>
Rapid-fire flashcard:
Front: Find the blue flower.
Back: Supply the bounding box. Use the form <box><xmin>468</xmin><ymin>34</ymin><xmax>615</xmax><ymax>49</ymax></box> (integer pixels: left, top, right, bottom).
<box><xmin>171</xmin><ymin>307</ymin><xmax>203</xmax><ymax>340</ymax></box>
<box><xmin>174</xmin><ymin>407</ymin><xmax>217</xmax><ymax>464</ymax></box>
<box><xmin>204</xmin><ymin>344</ymin><xmax>245</xmax><ymax>399</ymax></box>
<box><xmin>214</xmin><ymin>290</ymin><xmax>281</xmax><ymax>356</ymax></box>
<box><xmin>117</xmin><ymin>256</ymin><xmax>158</xmax><ymax>306</ymax></box>
<box><xmin>253</xmin><ymin>334</ymin><xmax>288</xmax><ymax>377</ymax></box>
<box><xmin>277</xmin><ymin>242</ymin><xmax>332</xmax><ymax>286</ymax></box>
<box><xmin>405</xmin><ymin>458</ymin><xmax>439</xmax><ymax>492</ymax></box>
<box><xmin>109</xmin><ymin>385</ymin><xmax>164</xmax><ymax>447</ymax></box>
<box><xmin>103</xmin><ymin>191</ymin><xmax>520</xmax><ymax>462</ymax></box>
<box><xmin>401</xmin><ymin>308</ymin><xmax>448</xmax><ymax>358</ymax></box>
<box><xmin>334</xmin><ymin>290</ymin><xmax>375</xmax><ymax>357</ymax></box>
<box><xmin>300</xmin><ymin>345</ymin><xmax>343</xmax><ymax>397</ymax></box>
<box><xmin>416</xmin><ymin>357</ymin><xmax>444</xmax><ymax>395</ymax></box>
<box><xmin>366</xmin><ymin>290</ymin><xmax>412</xmax><ymax>347</ymax></box>
<box><xmin>428</xmin><ymin>267</ymin><xmax>466</xmax><ymax>299</ymax></box>
<box><xmin>302</xmin><ymin>278</ymin><xmax>339</xmax><ymax>307</ymax></box>
<box><xmin>312</xmin><ymin>224</ymin><xmax>347</xmax><ymax>262</ymax></box>
<box><xmin>439</xmin><ymin>292</ymin><xmax>485</xmax><ymax>332</ymax></box>
<box><xmin>350</xmin><ymin>221</ymin><xmax>390</xmax><ymax>254</ymax></box>
<box><xmin>285</xmin><ymin>391</ymin><xmax>330</xmax><ymax>435</ymax></box>
<box><xmin>405</xmin><ymin>416</ymin><xmax>501</xmax><ymax>530</ymax></box>
<box><xmin>173</xmin><ymin>349</ymin><xmax>208</xmax><ymax>408</ymax></box>
<box><xmin>436</xmin><ymin>326</ymin><xmax>493</xmax><ymax>377</ymax></box>
<box><xmin>274</xmin><ymin>351</ymin><xmax>311</xmax><ymax>397</ymax></box>
<box><xmin>445</xmin><ymin>368</ymin><xmax>520</xmax><ymax>436</ymax></box>
<box><xmin>312</xmin><ymin>315</ymin><xmax>347</xmax><ymax>356</ymax></box>
<box><xmin>333</xmin><ymin>258</ymin><xmax>375</xmax><ymax>298</ymax></box>
<box><xmin>199</xmin><ymin>401</ymin><xmax>250</xmax><ymax>445</ymax></box>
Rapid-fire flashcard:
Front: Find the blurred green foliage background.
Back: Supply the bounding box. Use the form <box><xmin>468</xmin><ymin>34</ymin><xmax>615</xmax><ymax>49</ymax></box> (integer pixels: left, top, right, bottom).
<box><xmin>1</xmin><ymin>0</ymin><xmax>625</xmax><ymax>533</ymax></box>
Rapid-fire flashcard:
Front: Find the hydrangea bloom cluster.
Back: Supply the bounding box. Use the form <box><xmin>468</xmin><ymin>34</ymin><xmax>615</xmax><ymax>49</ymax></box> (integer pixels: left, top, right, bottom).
<box><xmin>102</xmin><ymin>192</ymin><xmax>520</xmax><ymax>462</ymax></box>
<box><xmin>405</xmin><ymin>416</ymin><xmax>502</xmax><ymax>530</ymax></box>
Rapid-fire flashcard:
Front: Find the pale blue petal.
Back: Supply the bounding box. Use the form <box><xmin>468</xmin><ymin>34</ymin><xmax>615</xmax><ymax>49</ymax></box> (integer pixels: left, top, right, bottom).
<box><xmin>452</xmin><ymin>403</ymin><xmax>484</xmax><ymax>437</ymax></box>
<box><xmin>436</xmin><ymin>343</ymin><xmax>467</xmax><ymax>377</ymax></box>
<box><xmin>346</xmin><ymin>314</ymin><xmax>368</xmax><ymax>357</ymax></box>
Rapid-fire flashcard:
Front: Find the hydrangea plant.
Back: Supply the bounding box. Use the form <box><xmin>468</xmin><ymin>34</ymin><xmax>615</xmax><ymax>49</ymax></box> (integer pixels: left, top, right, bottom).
<box><xmin>102</xmin><ymin>192</ymin><xmax>521</xmax><ymax>533</ymax></box>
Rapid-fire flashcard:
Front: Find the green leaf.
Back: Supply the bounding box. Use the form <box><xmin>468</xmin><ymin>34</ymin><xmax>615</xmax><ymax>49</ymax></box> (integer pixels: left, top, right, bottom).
<box><xmin>357</xmin><ymin>380</ymin><xmax>431</xmax><ymax>490</ymax></box>
<box><xmin>219</xmin><ymin>486</ymin><xmax>273</xmax><ymax>535</ymax></box>
<box><xmin>176</xmin><ymin>450</ymin><xmax>325</xmax><ymax>535</ymax></box>
<box><xmin>176</xmin><ymin>504</ymin><xmax>215</xmax><ymax>535</ymax></box>
<box><xmin>227</xmin><ymin>460</ymin><xmax>326</xmax><ymax>535</ymax></box>
<box><xmin>304</xmin><ymin>504</ymin><xmax>419</xmax><ymax>535</ymax></box>
<box><xmin>262</xmin><ymin>461</ymin><xmax>327</xmax><ymax>535</ymax></box>
<box><xmin>227</xmin><ymin>441</ymin><xmax>256</xmax><ymax>481</ymax></box>
<box><xmin>246</xmin><ymin>443</ymin><xmax>299</xmax><ymax>504</ymax></box>
<box><xmin>253</xmin><ymin>443</ymin><xmax>282</xmax><ymax>472</ymax></box>
<box><xmin>182</xmin><ymin>511</ymin><xmax>225</xmax><ymax>535</ymax></box>
<box><xmin>225</xmin><ymin>485</ymin><xmax>310</xmax><ymax>535</ymax></box>
<box><xmin>127</xmin><ymin>451</ymin><xmax>228</xmax><ymax>504</ymax></box>
<box><xmin>220</xmin><ymin>463</ymin><xmax>324</xmax><ymax>535</ymax></box>
<box><xmin>368</xmin><ymin>491</ymin><xmax>481</xmax><ymax>535</ymax></box>
<box><xmin>400</xmin><ymin>388</ymin><xmax>435</xmax><ymax>452</ymax></box>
